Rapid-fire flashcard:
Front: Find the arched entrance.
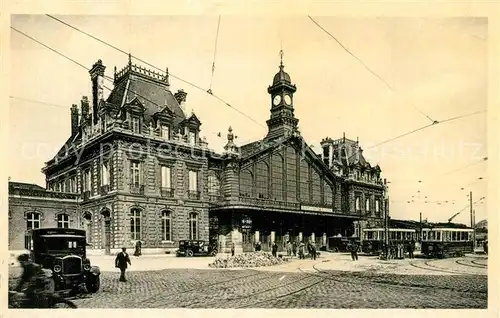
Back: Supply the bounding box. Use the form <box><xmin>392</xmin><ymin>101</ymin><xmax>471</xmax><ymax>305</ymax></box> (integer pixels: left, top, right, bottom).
<box><xmin>101</xmin><ymin>209</ymin><xmax>111</xmax><ymax>255</ymax></box>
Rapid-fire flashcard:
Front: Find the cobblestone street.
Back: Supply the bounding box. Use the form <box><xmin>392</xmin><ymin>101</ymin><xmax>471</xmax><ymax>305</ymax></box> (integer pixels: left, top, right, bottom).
<box><xmin>8</xmin><ymin>254</ymin><xmax>488</xmax><ymax>309</ymax></box>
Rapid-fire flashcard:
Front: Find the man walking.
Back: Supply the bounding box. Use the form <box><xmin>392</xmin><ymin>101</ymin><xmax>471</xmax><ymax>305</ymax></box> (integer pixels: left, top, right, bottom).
<box><xmin>408</xmin><ymin>239</ymin><xmax>415</xmax><ymax>259</ymax></box>
<box><xmin>271</xmin><ymin>242</ymin><xmax>278</xmax><ymax>257</ymax></box>
<box><xmin>115</xmin><ymin>247</ymin><xmax>131</xmax><ymax>282</ymax></box>
<box><xmin>231</xmin><ymin>242</ymin><xmax>235</xmax><ymax>256</ymax></box>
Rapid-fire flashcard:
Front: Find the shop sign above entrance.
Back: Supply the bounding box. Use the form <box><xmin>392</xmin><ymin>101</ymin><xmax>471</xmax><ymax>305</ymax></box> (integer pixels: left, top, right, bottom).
<box><xmin>300</xmin><ymin>205</ymin><xmax>333</xmax><ymax>213</ymax></box>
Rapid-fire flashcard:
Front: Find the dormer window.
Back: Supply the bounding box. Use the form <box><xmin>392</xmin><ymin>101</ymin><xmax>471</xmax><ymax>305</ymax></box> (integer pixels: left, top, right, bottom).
<box><xmin>160</xmin><ymin>124</ymin><xmax>170</xmax><ymax>140</ymax></box>
<box><xmin>131</xmin><ymin>116</ymin><xmax>140</xmax><ymax>133</ymax></box>
<box><xmin>188</xmin><ymin>130</ymin><xmax>196</xmax><ymax>145</ymax></box>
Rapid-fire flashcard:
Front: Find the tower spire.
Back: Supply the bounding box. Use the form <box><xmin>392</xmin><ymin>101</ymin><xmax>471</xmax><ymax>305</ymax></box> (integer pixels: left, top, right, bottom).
<box><xmin>128</xmin><ymin>52</ymin><xmax>132</xmax><ymax>66</ymax></box>
<box><xmin>279</xmin><ymin>49</ymin><xmax>284</xmax><ymax>68</ymax></box>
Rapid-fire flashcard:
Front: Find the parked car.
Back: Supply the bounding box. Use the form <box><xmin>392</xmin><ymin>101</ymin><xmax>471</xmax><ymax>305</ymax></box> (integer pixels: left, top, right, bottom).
<box><xmin>25</xmin><ymin>228</ymin><xmax>100</xmax><ymax>295</ymax></box>
<box><xmin>176</xmin><ymin>240</ymin><xmax>217</xmax><ymax>257</ymax></box>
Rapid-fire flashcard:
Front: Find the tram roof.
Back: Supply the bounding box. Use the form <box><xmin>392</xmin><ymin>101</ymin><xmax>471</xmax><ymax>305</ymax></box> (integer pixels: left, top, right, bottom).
<box><xmin>363</xmin><ymin>228</ymin><xmax>416</xmax><ymax>232</ymax></box>
<box><xmin>421</xmin><ymin>228</ymin><xmax>473</xmax><ymax>232</ymax></box>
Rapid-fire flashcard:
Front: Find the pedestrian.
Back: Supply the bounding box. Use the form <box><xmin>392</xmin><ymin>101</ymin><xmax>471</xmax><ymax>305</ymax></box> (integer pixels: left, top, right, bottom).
<box><xmin>231</xmin><ymin>242</ymin><xmax>235</xmax><ymax>256</ymax></box>
<box><xmin>255</xmin><ymin>241</ymin><xmax>261</xmax><ymax>252</ymax></box>
<box><xmin>292</xmin><ymin>241</ymin><xmax>297</xmax><ymax>257</ymax></box>
<box><xmin>298</xmin><ymin>241</ymin><xmax>305</xmax><ymax>259</ymax></box>
<box><xmin>115</xmin><ymin>247</ymin><xmax>131</xmax><ymax>282</ymax></box>
<box><xmin>310</xmin><ymin>241</ymin><xmax>317</xmax><ymax>260</ymax></box>
<box><xmin>286</xmin><ymin>241</ymin><xmax>292</xmax><ymax>256</ymax></box>
<box><xmin>484</xmin><ymin>240</ymin><xmax>488</xmax><ymax>254</ymax></box>
<box><xmin>271</xmin><ymin>242</ymin><xmax>278</xmax><ymax>257</ymax></box>
<box><xmin>350</xmin><ymin>241</ymin><xmax>359</xmax><ymax>261</ymax></box>
<box><xmin>408</xmin><ymin>239</ymin><xmax>415</xmax><ymax>259</ymax></box>
<box><xmin>133</xmin><ymin>240</ymin><xmax>142</xmax><ymax>257</ymax></box>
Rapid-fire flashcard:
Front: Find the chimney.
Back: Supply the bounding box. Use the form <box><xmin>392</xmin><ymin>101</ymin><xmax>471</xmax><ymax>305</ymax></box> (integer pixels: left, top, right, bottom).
<box><xmin>174</xmin><ymin>89</ymin><xmax>187</xmax><ymax>115</ymax></box>
<box><xmin>81</xmin><ymin>96</ymin><xmax>90</xmax><ymax>123</ymax></box>
<box><xmin>89</xmin><ymin>59</ymin><xmax>106</xmax><ymax>125</ymax></box>
<box><xmin>71</xmin><ymin>104</ymin><xmax>79</xmax><ymax>136</ymax></box>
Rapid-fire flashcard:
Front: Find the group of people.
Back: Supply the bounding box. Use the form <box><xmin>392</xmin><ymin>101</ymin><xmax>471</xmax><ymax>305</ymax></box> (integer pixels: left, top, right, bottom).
<box><xmin>256</xmin><ymin>240</ymin><xmax>318</xmax><ymax>260</ymax></box>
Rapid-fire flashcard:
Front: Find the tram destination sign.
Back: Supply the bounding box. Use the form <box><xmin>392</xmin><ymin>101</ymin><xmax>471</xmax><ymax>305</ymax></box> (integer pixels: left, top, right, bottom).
<box><xmin>300</xmin><ymin>205</ymin><xmax>333</xmax><ymax>213</ymax></box>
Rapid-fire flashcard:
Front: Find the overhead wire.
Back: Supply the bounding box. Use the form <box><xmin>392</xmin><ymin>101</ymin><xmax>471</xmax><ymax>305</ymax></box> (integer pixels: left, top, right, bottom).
<box><xmin>208</xmin><ymin>15</ymin><xmax>221</xmax><ymax>95</ymax></box>
<box><xmin>9</xmin><ymin>96</ymin><xmax>69</xmax><ymax>109</ymax></box>
<box><xmin>44</xmin><ymin>14</ymin><xmax>265</xmax><ymax>129</ymax></box>
<box><xmin>308</xmin><ymin>15</ymin><xmax>437</xmax><ymax>124</ymax></box>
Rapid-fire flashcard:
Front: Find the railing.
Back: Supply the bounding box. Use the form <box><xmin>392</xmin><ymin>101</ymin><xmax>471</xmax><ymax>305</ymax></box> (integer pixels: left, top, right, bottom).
<box><xmin>9</xmin><ymin>187</ymin><xmax>79</xmax><ymax>200</ymax></box>
<box><xmin>237</xmin><ymin>196</ymin><xmax>301</xmax><ymax>210</ymax></box>
<box><xmin>187</xmin><ymin>190</ymin><xmax>201</xmax><ymax>200</ymax></box>
<box><xmin>115</xmin><ymin>63</ymin><xmax>168</xmax><ymax>83</ymax></box>
<box><xmin>347</xmin><ymin>175</ymin><xmax>384</xmax><ymax>186</ymax></box>
<box><xmin>100</xmin><ymin>185</ymin><xmax>110</xmax><ymax>195</ymax></box>
<box><xmin>160</xmin><ymin>187</ymin><xmax>174</xmax><ymax>198</ymax></box>
<box><xmin>130</xmin><ymin>184</ymin><xmax>145</xmax><ymax>195</ymax></box>
<box><xmin>209</xmin><ymin>194</ymin><xmax>224</xmax><ymax>203</ymax></box>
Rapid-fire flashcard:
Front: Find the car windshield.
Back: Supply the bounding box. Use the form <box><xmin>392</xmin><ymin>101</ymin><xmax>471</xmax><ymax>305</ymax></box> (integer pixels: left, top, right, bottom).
<box><xmin>41</xmin><ymin>237</ymin><xmax>86</xmax><ymax>254</ymax></box>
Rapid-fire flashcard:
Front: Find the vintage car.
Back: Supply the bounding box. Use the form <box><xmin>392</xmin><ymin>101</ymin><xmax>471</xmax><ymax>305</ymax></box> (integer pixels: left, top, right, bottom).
<box><xmin>25</xmin><ymin>228</ymin><xmax>100</xmax><ymax>295</ymax></box>
<box><xmin>175</xmin><ymin>240</ymin><xmax>217</xmax><ymax>257</ymax></box>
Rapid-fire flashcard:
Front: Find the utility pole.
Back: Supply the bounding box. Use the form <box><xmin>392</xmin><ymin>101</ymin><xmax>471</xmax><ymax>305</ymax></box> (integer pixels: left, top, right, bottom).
<box><xmin>419</xmin><ymin>212</ymin><xmax>423</xmax><ymax>242</ymax></box>
<box><xmin>473</xmin><ymin>209</ymin><xmax>476</xmax><ymax>250</ymax></box>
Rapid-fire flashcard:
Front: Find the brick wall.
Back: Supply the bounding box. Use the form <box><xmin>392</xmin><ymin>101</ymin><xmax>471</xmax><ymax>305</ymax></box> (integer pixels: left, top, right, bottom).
<box><xmin>9</xmin><ymin>196</ymin><xmax>80</xmax><ymax>250</ymax></box>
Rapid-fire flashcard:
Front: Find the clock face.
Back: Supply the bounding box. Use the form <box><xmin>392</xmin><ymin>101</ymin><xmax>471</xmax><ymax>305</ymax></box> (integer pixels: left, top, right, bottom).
<box><xmin>273</xmin><ymin>95</ymin><xmax>282</xmax><ymax>106</ymax></box>
<box><xmin>284</xmin><ymin>94</ymin><xmax>292</xmax><ymax>105</ymax></box>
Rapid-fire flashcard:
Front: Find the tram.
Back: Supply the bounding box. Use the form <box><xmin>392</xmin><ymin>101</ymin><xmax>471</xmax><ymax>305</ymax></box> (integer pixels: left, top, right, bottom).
<box><xmin>361</xmin><ymin>228</ymin><xmax>416</xmax><ymax>255</ymax></box>
<box><xmin>420</xmin><ymin>227</ymin><xmax>473</xmax><ymax>258</ymax></box>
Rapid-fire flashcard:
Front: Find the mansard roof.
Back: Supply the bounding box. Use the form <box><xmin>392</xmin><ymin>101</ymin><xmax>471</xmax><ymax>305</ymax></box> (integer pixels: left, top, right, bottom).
<box><xmin>108</xmin><ymin>64</ymin><xmax>186</xmax><ymax>127</ymax></box>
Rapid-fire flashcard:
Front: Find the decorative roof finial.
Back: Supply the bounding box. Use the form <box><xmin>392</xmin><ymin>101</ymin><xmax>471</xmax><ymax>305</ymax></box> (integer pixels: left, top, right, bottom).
<box><xmin>279</xmin><ymin>49</ymin><xmax>284</xmax><ymax>68</ymax></box>
<box><xmin>165</xmin><ymin>67</ymin><xmax>170</xmax><ymax>86</ymax></box>
<box><xmin>128</xmin><ymin>53</ymin><xmax>132</xmax><ymax>66</ymax></box>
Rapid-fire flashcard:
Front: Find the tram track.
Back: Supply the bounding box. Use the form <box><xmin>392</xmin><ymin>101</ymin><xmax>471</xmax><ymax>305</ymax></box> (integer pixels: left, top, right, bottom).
<box><xmin>455</xmin><ymin>259</ymin><xmax>487</xmax><ymax>269</ymax></box>
<box><xmin>308</xmin><ymin>260</ymin><xmax>487</xmax><ymax>295</ymax></box>
<box><xmin>471</xmin><ymin>259</ymin><xmax>487</xmax><ymax>267</ymax></box>
<box><xmin>409</xmin><ymin>259</ymin><xmax>484</xmax><ymax>276</ymax></box>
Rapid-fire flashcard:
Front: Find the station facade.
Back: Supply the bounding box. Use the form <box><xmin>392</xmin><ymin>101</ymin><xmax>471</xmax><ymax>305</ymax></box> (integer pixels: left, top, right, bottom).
<box><xmin>8</xmin><ymin>56</ymin><xmax>387</xmax><ymax>254</ymax></box>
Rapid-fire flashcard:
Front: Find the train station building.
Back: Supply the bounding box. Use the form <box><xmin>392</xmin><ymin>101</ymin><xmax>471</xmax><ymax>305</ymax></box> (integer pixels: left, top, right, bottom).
<box><xmin>9</xmin><ymin>56</ymin><xmax>387</xmax><ymax>254</ymax></box>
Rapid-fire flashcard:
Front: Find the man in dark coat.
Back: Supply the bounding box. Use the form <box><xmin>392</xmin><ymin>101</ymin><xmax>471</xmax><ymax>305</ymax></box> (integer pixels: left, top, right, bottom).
<box><xmin>134</xmin><ymin>240</ymin><xmax>142</xmax><ymax>257</ymax></box>
<box><xmin>408</xmin><ymin>239</ymin><xmax>415</xmax><ymax>259</ymax></box>
<box><xmin>115</xmin><ymin>247</ymin><xmax>131</xmax><ymax>282</ymax></box>
<box><xmin>271</xmin><ymin>242</ymin><xmax>278</xmax><ymax>257</ymax></box>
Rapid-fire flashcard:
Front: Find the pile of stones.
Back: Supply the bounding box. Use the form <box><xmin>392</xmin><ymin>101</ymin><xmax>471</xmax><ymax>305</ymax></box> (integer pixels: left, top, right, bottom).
<box><xmin>208</xmin><ymin>251</ymin><xmax>286</xmax><ymax>268</ymax></box>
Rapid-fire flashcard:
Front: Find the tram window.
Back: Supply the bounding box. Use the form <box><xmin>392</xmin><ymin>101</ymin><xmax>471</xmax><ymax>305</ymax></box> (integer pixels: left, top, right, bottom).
<box><xmin>451</xmin><ymin>232</ymin><xmax>456</xmax><ymax>241</ymax></box>
<box><xmin>436</xmin><ymin>232</ymin><xmax>441</xmax><ymax>241</ymax></box>
<box><xmin>390</xmin><ymin>232</ymin><xmax>396</xmax><ymax>240</ymax></box>
<box><xmin>422</xmin><ymin>232</ymin><xmax>427</xmax><ymax>241</ymax></box>
<box><xmin>367</xmin><ymin>231</ymin><xmax>373</xmax><ymax>240</ymax></box>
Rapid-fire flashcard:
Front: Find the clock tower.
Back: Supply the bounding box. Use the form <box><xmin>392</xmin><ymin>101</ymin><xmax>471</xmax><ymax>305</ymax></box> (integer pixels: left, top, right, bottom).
<box><xmin>265</xmin><ymin>51</ymin><xmax>299</xmax><ymax>141</ymax></box>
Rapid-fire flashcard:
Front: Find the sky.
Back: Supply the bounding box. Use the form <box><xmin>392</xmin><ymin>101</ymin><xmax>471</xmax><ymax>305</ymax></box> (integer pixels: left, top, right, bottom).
<box><xmin>9</xmin><ymin>15</ymin><xmax>488</xmax><ymax>225</ymax></box>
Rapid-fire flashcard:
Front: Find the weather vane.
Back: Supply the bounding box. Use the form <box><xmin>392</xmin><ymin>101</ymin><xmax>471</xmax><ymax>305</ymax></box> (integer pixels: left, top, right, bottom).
<box><xmin>279</xmin><ymin>49</ymin><xmax>284</xmax><ymax>67</ymax></box>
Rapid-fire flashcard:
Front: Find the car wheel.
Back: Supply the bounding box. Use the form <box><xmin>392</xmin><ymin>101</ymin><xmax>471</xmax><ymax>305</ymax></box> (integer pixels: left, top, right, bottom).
<box><xmin>86</xmin><ymin>275</ymin><xmax>100</xmax><ymax>293</ymax></box>
<box><xmin>186</xmin><ymin>249</ymin><xmax>194</xmax><ymax>257</ymax></box>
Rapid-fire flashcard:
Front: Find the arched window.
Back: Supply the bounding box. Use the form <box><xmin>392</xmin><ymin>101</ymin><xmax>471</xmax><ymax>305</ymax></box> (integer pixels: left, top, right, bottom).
<box><xmin>161</xmin><ymin>211</ymin><xmax>172</xmax><ymax>241</ymax></box>
<box><xmin>130</xmin><ymin>208</ymin><xmax>141</xmax><ymax>240</ymax></box>
<box><xmin>365</xmin><ymin>198</ymin><xmax>370</xmax><ymax>211</ymax></box>
<box><xmin>26</xmin><ymin>212</ymin><xmax>41</xmax><ymax>230</ymax></box>
<box><xmin>189</xmin><ymin>213</ymin><xmax>198</xmax><ymax>240</ymax></box>
<box><xmin>57</xmin><ymin>214</ymin><xmax>70</xmax><ymax>228</ymax></box>
<box><xmin>83</xmin><ymin>212</ymin><xmax>92</xmax><ymax>243</ymax></box>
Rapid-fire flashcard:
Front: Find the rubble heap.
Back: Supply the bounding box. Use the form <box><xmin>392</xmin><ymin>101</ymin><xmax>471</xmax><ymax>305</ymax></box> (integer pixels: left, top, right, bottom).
<box><xmin>208</xmin><ymin>252</ymin><xmax>286</xmax><ymax>268</ymax></box>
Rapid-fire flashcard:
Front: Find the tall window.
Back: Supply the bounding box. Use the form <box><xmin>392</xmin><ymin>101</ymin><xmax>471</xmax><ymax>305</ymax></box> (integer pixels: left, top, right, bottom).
<box><xmin>188</xmin><ymin>130</ymin><xmax>196</xmax><ymax>145</ymax></box>
<box><xmin>84</xmin><ymin>169</ymin><xmax>91</xmax><ymax>192</ymax></box>
<box><xmin>189</xmin><ymin>213</ymin><xmax>198</xmax><ymax>240</ymax></box>
<box><xmin>101</xmin><ymin>162</ymin><xmax>110</xmax><ymax>186</ymax></box>
<box><xmin>130</xmin><ymin>161</ymin><xmax>141</xmax><ymax>186</ymax></box>
<box><xmin>27</xmin><ymin>212</ymin><xmax>41</xmax><ymax>230</ymax></box>
<box><xmin>365</xmin><ymin>198</ymin><xmax>370</xmax><ymax>211</ymax></box>
<box><xmin>375</xmin><ymin>200</ymin><xmax>380</xmax><ymax>213</ymax></box>
<box><xmin>68</xmin><ymin>178</ymin><xmax>74</xmax><ymax>193</ymax></box>
<box><xmin>161</xmin><ymin>166</ymin><xmax>171</xmax><ymax>188</ymax></box>
<box><xmin>355</xmin><ymin>197</ymin><xmax>361</xmax><ymax>211</ymax></box>
<box><xmin>188</xmin><ymin>170</ymin><xmax>198</xmax><ymax>191</ymax></box>
<box><xmin>208</xmin><ymin>174</ymin><xmax>220</xmax><ymax>195</ymax></box>
<box><xmin>161</xmin><ymin>211</ymin><xmax>172</xmax><ymax>241</ymax></box>
<box><xmin>130</xmin><ymin>208</ymin><xmax>141</xmax><ymax>240</ymax></box>
<box><xmin>131</xmin><ymin>116</ymin><xmax>140</xmax><ymax>133</ymax></box>
<box><xmin>57</xmin><ymin>214</ymin><xmax>70</xmax><ymax>228</ymax></box>
<box><xmin>161</xmin><ymin>124</ymin><xmax>170</xmax><ymax>140</ymax></box>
